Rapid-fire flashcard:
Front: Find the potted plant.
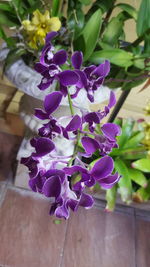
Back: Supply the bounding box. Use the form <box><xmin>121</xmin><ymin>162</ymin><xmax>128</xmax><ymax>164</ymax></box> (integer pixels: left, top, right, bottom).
<box><xmin>1</xmin><ymin>0</ymin><xmax>150</xmax><ymax>123</ymax></box>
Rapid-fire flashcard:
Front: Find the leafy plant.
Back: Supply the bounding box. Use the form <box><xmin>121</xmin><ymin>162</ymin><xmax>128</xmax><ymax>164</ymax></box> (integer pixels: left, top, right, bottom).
<box><xmin>1</xmin><ymin>0</ymin><xmax>150</xmax><ymax>84</ymax></box>
<box><xmin>91</xmin><ymin>117</ymin><xmax>150</xmax><ymax>211</ymax></box>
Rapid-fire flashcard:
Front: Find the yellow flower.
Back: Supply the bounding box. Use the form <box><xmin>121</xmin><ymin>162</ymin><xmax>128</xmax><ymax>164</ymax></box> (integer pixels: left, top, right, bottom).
<box><xmin>22</xmin><ymin>9</ymin><xmax>61</xmax><ymax>49</ymax></box>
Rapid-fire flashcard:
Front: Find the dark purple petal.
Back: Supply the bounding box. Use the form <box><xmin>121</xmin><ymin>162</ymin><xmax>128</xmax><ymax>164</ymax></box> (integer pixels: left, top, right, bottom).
<box><xmin>66</xmin><ymin>115</ymin><xmax>81</xmax><ymax>132</ymax></box>
<box><xmin>101</xmin><ymin>123</ymin><xmax>121</xmax><ymax>141</ymax></box>
<box><xmin>43</xmin><ymin>176</ymin><xmax>61</xmax><ymax>198</ymax></box>
<box><xmin>108</xmin><ymin>91</ymin><xmax>116</xmax><ymax>108</ymax></box>
<box><xmin>53</xmin><ymin>49</ymin><xmax>67</xmax><ymax>65</ymax></box>
<box><xmin>64</xmin><ymin>165</ymin><xmax>88</xmax><ymax>176</ymax></box>
<box><xmin>90</xmin><ymin>156</ymin><xmax>114</xmax><ymax>180</ymax></box>
<box><xmin>75</xmin><ymin>70</ymin><xmax>88</xmax><ymax>89</ymax></box>
<box><xmin>79</xmin><ymin>193</ymin><xmax>94</xmax><ymax>208</ymax></box>
<box><xmin>45</xmin><ymin>169</ymin><xmax>65</xmax><ymax>183</ymax></box>
<box><xmin>57</xmin><ymin>70</ymin><xmax>79</xmax><ymax>86</ymax></box>
<box><xmin>71</xmin><ymin>51</ymin><xmax>83</xmax><ymax>69</ymax></box>
<box><xmin>84</xmin><ymin>112</ymin><xmax>100</xmax><ymax>124</ymax></box>
<box><xmin>55</xmin><ymin>202</ymin><xmax>69</xmax><ymax>219</ymax></box>
<box><xmin>59</xmin><ymin>84</ymin><xmax>68</xmax><ymax>96</ymax></box>
<box><xmin>99</xmin><ymin>172</ymin><xmax>120</xmax><ymax>189</ymax></box>
<box><xmin>33</xmin><ymin>137</ymin><xmax>55</xmax><ymax>157</ymax></box>
<box><xmin>84</xmin><ymin>65</ymin><xmax>96</xmax><ymax>78</ymax></box>
<box><xmin>44</xmin><ymin>91</ymin><xmax>63</xmax><ymax>115</ymax></box>
<box><xmin>92</xmin><ymin>60</ymin><xmax>110</xmax><ymax>77</ymax></box>
<box><xmin>67</xmin><ymin>199</ymin><xmax>78</xmax><ymax>211</ymax></box>
<box><xmin>81</xmin><ymin>136</ymin><xmax>100</xmax><ymax>155</ymax></box>
<box><xmin>34</xmin><ymin>109</ymin><xmax>49</xmax><ymax>120</ymax></box>
<box><xmin>95</xmin><ymin>77</ymin><xmax>104</xmax><ymax>86</ymax></box>
<box><xmin>38</xmin><ymin>78</ymin><xmax>52</xmax><ymax>91</ymax></box>
<box><xmin>34</xmin><ymin>62</ymin><xmax>47</xmax><ymax>73</ymax></box>
<box><xmin>45</xmin><ymin>31</ymin><xmax>58</xmax><ymax>44</ymax></box>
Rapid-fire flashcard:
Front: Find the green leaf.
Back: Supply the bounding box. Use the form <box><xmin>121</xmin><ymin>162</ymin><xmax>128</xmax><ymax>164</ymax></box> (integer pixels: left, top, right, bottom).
<box><xmin>102</xmin><ymin>17</ymin><xmax>124</xmax><ymax>46</ymax></box>
<box><xmin>132</xmin><ymin>158</ymin><xmax>150</xmax><ymax>173</ymax></box>
<box><xmin>128</xmin><ymin>168</ymin><xmax>148</xmax><ymax>187</ymax></box>
<box><xmin>0</xmin><ymin>2</ymin><xmax>14</xmax><ymax>12</ymax></box>
<box><xmin>124</xmin><ymin>131</ymin><xmax>145</xmax><ymax>149</ymax></box>
<box><xmin>89</xmin><ymin>49</ymin><xmax>133</xmax><ymax>68</ymax></box>
<box><xmin>110</xmin><ymin>147</ymin><xmax>147</xmax><ymax>160</ymax></box>
<box><xmin>0</xmin><ymin>25</ymin><xmax>7</xmax><ymax>41</ymax></box>
<box><xmin>0</xmin><ymin>10</ymin><xmax>20</xmax><ymax>26</ymax></box>
<box><xmin>137</xmin><ymin>0</ymin><xmax>150</xmax><ymax>37</ymax></box>
<box><xmin>117</xmin><ymin>119</ymin><xmax>135</xmax><ymax>148</ymax></box>
<box><xmin>115</xmin><ymin>159</ymin><xmax>132</xmax><ymax>203</ymax></box>
<box><xmin>52</xmin><ymin>0</ymin><xmax>61</xmax><ymax>16</ymax></box>
<box><xmin>133</xmin><ymin>57</ymin><xmax>145</xmax><ymax>69</ymax></box>
<box><xmin>79</xmin><ymin>0</ymin><xmax>92</xmax><ymax>5</ymax></box>
<box><xmin>75</xmin><ymin>9</ymin><xmax>102</xmax><ymax>61</ymax></box>
<box><xmin>0</xmin><ymin>26</ymin><xmax>16</xmax><ymax>47</ymax></box>
<box><xmin>133</xmin><ymin>180</ymin><xmax>150</xmax><ymax>202</ymax></box>
<box><xmin>105</xmin><ymin>185</ymin><xmax>117</xmax><ymax>211</ymax></box>
<box><xmin>89</xmin><ymin>0</ymin><xmax>115</xmax><ymax>14</ymax></box>
<box><xmin>116</xmin><ymin>3</ymin><xmax>137</xmax><ymax>20</ymax></box>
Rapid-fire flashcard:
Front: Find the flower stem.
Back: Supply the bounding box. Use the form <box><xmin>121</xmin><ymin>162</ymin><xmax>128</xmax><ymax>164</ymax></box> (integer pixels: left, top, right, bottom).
<box><xmin>68</xmin><ymin>91</ymin><xmax>74</xmax><ymax>116</ymax></box>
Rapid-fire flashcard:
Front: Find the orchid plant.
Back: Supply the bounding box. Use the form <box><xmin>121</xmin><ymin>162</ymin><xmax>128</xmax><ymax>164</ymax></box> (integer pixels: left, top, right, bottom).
<box><xmin>21</xmin><ymin>32</ymin><xmax>121</xmax><ymax>219</ymax></box>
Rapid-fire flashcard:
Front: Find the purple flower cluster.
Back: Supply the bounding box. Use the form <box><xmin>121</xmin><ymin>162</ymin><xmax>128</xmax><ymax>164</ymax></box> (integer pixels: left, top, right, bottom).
<box><xmin>21</xmin><ymin>32</ymin><xmax>121</xmax><ymax>219</ymax></box>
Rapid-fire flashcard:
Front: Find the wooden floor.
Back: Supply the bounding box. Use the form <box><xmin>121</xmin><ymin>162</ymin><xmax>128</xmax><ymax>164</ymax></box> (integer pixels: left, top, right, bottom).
<box><xmin>0</xmin><ymin>131</ymin><xmax>150</xmax><ymax>267</ymax></box>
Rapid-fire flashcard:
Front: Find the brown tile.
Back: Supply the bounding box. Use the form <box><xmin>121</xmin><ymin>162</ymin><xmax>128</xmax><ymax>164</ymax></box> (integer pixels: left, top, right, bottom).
<box><xmin>61</xmin><ymin>207</ymin><xmax>135</xmax><ymax>267</ymax></box>
<box><xmin>136</xmin><ymin>219</ymin><xmax>150</xmax><ymax>267</ymax></box>
<box><xmin>0</xmin><ymin>132</ymin><xmax>22</xmax><ymax>181</ymax></box>
<box><xmin>0</xmin><ymin>188</ymin><xmax>67</xmax><ymax>267</ymax></box>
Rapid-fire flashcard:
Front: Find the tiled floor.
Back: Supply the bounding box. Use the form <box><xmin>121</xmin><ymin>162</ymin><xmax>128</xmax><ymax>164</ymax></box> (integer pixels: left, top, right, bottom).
<box><xmin>0</xmin><ymin>131</ymin><xmax>150</xmax><ymax>267</ymax></box>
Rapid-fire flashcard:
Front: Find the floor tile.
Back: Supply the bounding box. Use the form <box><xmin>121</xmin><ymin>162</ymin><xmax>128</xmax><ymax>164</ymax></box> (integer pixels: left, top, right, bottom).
<box><xmin>61</xmin><ymin>207</ymin><xmax>135</xmax><ymax>267</ymax></box>
<box><xmin>136</xmin><ymin>219</ymin><xmax>150</xmax><ymax>267</ymax></box>
<box><xmin>0</xmin><ymin>188</ymin><xmax>67</xmax><ymax>267</ymax></box>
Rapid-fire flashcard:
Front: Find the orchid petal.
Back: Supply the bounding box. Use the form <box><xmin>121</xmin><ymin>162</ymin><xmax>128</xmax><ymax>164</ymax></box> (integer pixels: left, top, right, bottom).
<box><xmin>81</xmin><ymin>136</ymin><xmax>100</xmax><ymax>155</ymax></box>
<box><xmin>34</xmin><ymin>109</ymin><xmax>49</xmax><ymax>120</ymax></box>
<box><xmin>90</xmin><ymin>156</ymin><xmax>114</xmax><ymax>180</ymax></box>
<box><xmin>33</xmin><ymin>137</ymin><xmax>55</xmax><ymax>157</ymax></box>
<box><xmin>71</xmin><ymin>51</ymin><xmax>83</xmax><ymax>69</ymax></box>
<box><xmin>99</xmin><ymin>172</ymin><xmax>120</xmax><ymax>189</ymax></box>
<box><xmin>79</xmin><ymin>193</ymin><xmax>94</xmax><ymax>208</ymax></box>
<box><xmin>43</xmin><ymin>176</ymin><xmax>61</xmax><ymax>198</ymax></box>
<box><xmin>57</xmin><ymin>70</ymin><xmax>79</xmax><ymax>86</ymax></box>
<box><xmin>44</xmin><ymin>91</ymin><xmax>63</xmax><ymax>115</ymax></box>
<box><xmin>101</xmin><ymin>123</ymin><xmax>121</xmax><ymax>141</ymax></box>
<box><xmin>53</xmin><ymin>49</ymin><xmax>67</xmax><ymax>65</ymax></box>
<box><xmin>66</xmin><ymin>115</ymin><xmax>81</xmax><ymax>132</ymax></box>
<box><xmin>108</xmin><ymin>91</ymin><xmax>116</xmax><ymax>108</ymax></box>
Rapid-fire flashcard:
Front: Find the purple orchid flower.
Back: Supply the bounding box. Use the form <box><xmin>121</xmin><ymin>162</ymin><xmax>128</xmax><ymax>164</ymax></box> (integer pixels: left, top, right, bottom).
<box><xmin>21</xmin><ymin>137</ymin><xmax>55</xmax><ymax>180</ymax></box>
<box><xmin>42</xmin><ymin>170</ymin><xmax>94</xmax><ymax>219</ymax></box>
<box><xmin>64</xmin><ymin>155</ymin><xmax>120</xmax><ymax>190</ymax></box>
<box><xmin>35</xmin><ymin>91</ymin><xmax>63</xmax><ymax>120</ymax></box>
<box><xmin>62</xmin><ymin>114</ymin><xmax>82</xmax><ymax>139</ymax></box>
<box><xmin>71</xmin><ymin>51</ymin><xmax>110</xmax><ymax>102</ymax></box>
<box><xmin>38</xmin><ymin>118</ymin><xmax>61</xmax><ymax>138</ymax></box>
<box><xmin>35</xmin><ymin>33</ymin><xmax>80</xmax><ymax>92</ymax></box>
<box><xmin>81</xmin><ymin>123</ymin><xmax>121</xmax><ymax>156</ymax></box>
<box><xmin>84</xmin><ymin>91</ymin><xmax>116</xmax><ymax>132</ymax></box>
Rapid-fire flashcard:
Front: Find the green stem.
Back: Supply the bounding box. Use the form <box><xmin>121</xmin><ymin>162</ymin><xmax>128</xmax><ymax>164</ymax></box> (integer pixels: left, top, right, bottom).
<box><xmin>68</xmin><ymin>91</ymin><xmax>74</xmax><ymax>116</ymax></box>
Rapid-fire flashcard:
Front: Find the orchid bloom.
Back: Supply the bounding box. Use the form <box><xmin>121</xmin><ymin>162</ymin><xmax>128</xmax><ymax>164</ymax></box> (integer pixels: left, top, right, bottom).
<box><xmin>21</xmin><ymin>32</ymin><xmax>122</xmax><ymax>219</ymax></box>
